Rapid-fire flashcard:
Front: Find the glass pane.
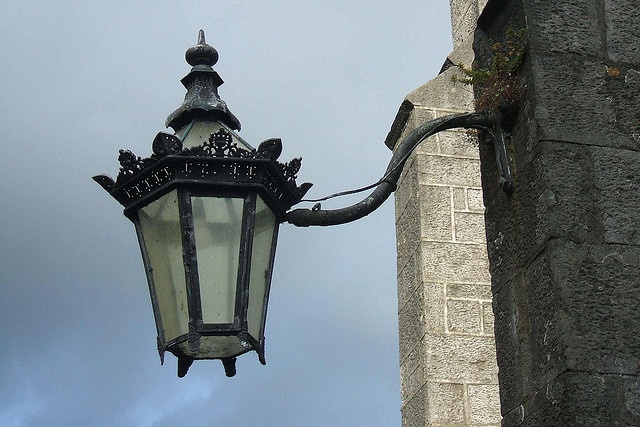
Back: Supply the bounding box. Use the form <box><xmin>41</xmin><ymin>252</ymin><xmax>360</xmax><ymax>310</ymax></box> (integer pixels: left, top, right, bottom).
<box><xmin>138</xmin><ymin>190</ymin><xmax>189</xmax><ymax>343</ymax></box>
<box><xmin>192</xmin><ymin>196</ymin><xmax>244</xmax><ymax>324</ymax></box>
<box><xmin>247</xmin><ymin>196</ymin><xmax>277</xmax><ymax>340</ymax></box>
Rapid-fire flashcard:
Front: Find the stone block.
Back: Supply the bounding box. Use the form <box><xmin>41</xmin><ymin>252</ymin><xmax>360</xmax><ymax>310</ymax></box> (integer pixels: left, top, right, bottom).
<box><xmin>395</xmin><ymin>196</ymin><xmax>421</xmax><ymax>266</ymax></box>
<box><xmin>453</xmin><ymin>186</ymin><xmax>467</xmax><ymax>210</ymax></box>
<box><xmin>419</xmin><ymin>185</ymin><xmax>453</xmax><ymax>241</ymax></box>
<box><xmin>451</xmin><ymin>0</ymin><xmax>481</xmax><ymax>48</ymax></box>
<box><xmin>530</xmin><ymin>53</ymin><xmax>640</xmax><ymax>150</ymax></box>
<box><xmin>447</xmin><ymin>282</ymin><xmax>492</xmax><ymax>300</ymax></box>
<box><xmin>547</xmin><ymin>240</ymin><xmax>640</xmax><ymax>376</ymax></box>
<box><xmin>483</xmin><ymin>140</ymin><xmax>608</xmax><ymax>289</ymax></box>
<box><xmin>426</xmin><ymin>382</ymin><xmax>466</xmax><ymax>425</ymax></box>
<box><xmin>401</xmin><ymin>356</ymin><xmax>426</xmax><ymax>404</ymax></box>
<box><xmin>505</xmin><ymin>371</ymin><xmax>640</xmax><ymax>426</ymax></box>
<box><xmin>439</xmin><ymin>129</ymin><xmax>480</xmax><ymax>158</ymax></box>
<box><xmin>395</xmin><ymin>155</ymin><xmax>419</xmax><ymax>218</ymax></box>
<box><xmin>604</xmin><ymin>0</ymin><xmax>640</xmax><ymax>63</ymax></box>
<box><xmin>422</xmin><ymin>334</ymin><xmax>499</xmax><ymax>383</ymax></box>
<box><xmin>523</xmin><ymin>0</ymin><xmax>602</xmax><ymax>55</ymax></box>
<box><xmin>414</xmin><ymin>132</ymin><xmax>440</xmax><ymax>156</ymax></box>
<box><xmin>447</xmin><ymin>299</ymin><xmax>482</xmax><ymax>334</ymax></box>
<box><xmin>454</xmin><ymin>211</ymin><xmax>487</xmax><ymax>243</ymax></box>
<box><xmin>407</xmin><ymin>70</ymin><xmax>475</xmax><ymax>111</ymax></box>
<box><xmin>481</xmin><ymin>301</ymin><xmax>494</xmax><ymax>335</ymax></box>
<box><xmin>401</xmin><ymin>384</ymin><xmax>428</xmax><ymax>427</ymax></box>
<box><xmin>397</xmin><ymin>252</ymin><xmax>418</xmax><ymax>311</ymax></box>
<box><xmin>422</xmin><ymin>241</ymin><xmax>491</xmax><ymax>283</ymax></box>
<box><xmin>591</xmin><ymin>146</ymin><xmax>640</xmax><ymax>245</ymax></box>
<box><xmin>468</xmin><ymin>383</ymin><xmax>501</xmax><ymax>425</ymax></box>
<box><xmin>493</xmin><ymin>239</ymin><xmax>640</xmax><ymax>415</ymax></box>
<box><xmin>418</xmin><ymin>155</ymin><xmax>482</xmax><ymax>187</ymax></box>
<box><xmin>422</xmin><ymin>281</ymin><xmax>447</xmax><ymax>334</ymax></box>
<box><xmin>398</xmin><ymin>287</ymin><xmax>427</xmax><ymax>359</ymax></box>
<box><xmin>411</xmin><ymin>107</ymin><xmax>438</xmax><ymax>127</ymax></box>
<box><xmin>467</xmin><ymin>188</ymin><xmax>484</xmax><ymax>211</ymax></box>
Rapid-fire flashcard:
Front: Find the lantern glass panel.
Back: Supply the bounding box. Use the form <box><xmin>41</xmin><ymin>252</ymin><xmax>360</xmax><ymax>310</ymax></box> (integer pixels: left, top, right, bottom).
<box><xmin>247</xmin><ymin>196</ymin><xmax>277</xmax><ymax>340</ymax></box>
<box><xmin>138</xmin><ymin>189</ymin><xmax>189</xmax><ymax>343</ymax></box>
<box><xmin>191</xmin><ymin>195</ymin><xmax>244</xmax><ymax>325</ymax></box>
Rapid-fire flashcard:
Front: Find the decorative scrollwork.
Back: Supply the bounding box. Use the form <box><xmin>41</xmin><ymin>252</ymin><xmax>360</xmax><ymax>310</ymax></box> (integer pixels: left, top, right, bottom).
<box><xmin>256</xmin><ymin>138</ymin><xmax>283</xmax><ymax>161</ymax></box>
<box><xmin>278</xmin><ymin>157</ymin><xmax>302</xmax><ymax>184</ymax></box>
<box><xmin>184</xmin><ymin>128</ymin><xmax>253</xmax><ymax>158</ymax></box>
<box><xmin>117</xmin><ymin>150</ymin><xmax>147</xmax><ymax>183</ymax></box>
<box><xmin>113</xmin><ymin>128</ymin><xmax>307</xmax><ymax>194</ymax></box>
<box><xmin>152</xmin><ymin>132</ymin><xmax>183</xmax><ymax>157</ymax></box>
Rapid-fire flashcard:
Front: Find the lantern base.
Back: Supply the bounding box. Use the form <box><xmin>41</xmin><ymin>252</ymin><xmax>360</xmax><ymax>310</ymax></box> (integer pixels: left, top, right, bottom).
<box><xmin>177</xmin><ymin>356</ymin><xmax>194</xmax><ymax>378</ymax></box>
<box><xmin>174</xmin><ymin>353</ymin><xmax>239</xmax><ymax>378</ymax></box>
<box><xmin>221</xmin><ymin>357</ymin><xmax>237</xmax><ymax>377</ymax></box>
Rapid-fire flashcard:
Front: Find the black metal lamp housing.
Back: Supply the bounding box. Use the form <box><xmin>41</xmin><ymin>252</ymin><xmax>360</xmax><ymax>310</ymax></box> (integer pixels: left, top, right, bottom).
<box><xmin>94</xmin><ymin>31</ymin><xmax>311</xmax><ymax>378</ymax></box>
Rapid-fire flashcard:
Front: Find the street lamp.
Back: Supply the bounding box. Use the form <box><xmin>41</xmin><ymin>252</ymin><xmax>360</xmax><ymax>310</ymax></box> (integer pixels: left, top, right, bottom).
<box><xmin>95</xmin><ymin>30</ymin><xmax>504</xmax><ymax>378</ymax></box>
<box><xmin>94</xmin><ymin>30</ymin><xmax>311</xmax><ymax>377</ymax></box>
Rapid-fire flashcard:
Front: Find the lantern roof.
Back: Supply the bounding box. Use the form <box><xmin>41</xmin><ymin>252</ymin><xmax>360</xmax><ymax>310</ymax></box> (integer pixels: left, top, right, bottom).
<box><xmin>166</xmin><ymin>30</ymin><xmax>241</xmax><ymax>132</ymax></box>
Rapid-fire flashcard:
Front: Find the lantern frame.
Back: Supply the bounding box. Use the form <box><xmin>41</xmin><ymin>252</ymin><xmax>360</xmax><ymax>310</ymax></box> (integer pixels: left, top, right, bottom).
<box><xmin>94</xmin><ymin>127</ymin><xmax>310</xmax><ymax>377</ymax></box>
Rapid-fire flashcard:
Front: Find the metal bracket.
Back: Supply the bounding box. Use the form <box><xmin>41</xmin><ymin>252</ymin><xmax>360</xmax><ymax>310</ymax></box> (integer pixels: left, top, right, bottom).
<box><xmin>490</xmin><ymin>111</ymin><xmax>514</xmax><ymax>194</ymax></box>
<box><xmin>285</xmin><ymin>111</ymin><xmax>514</xmax><ymax>227</ymax></box>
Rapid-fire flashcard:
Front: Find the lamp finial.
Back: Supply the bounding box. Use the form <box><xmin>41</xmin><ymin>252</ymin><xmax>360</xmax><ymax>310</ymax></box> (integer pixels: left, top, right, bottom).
<box><xmin>185</xmin><ymin>29</ymin><xmax>218</xmax><ymax>67</ymax></box>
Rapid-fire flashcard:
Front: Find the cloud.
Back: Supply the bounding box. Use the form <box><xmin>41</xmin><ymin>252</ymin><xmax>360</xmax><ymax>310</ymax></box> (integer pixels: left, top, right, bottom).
<box><xmin>0</xmin><ymin>1</ymin><xmax>452</xmax><ymax>425</ymax></box>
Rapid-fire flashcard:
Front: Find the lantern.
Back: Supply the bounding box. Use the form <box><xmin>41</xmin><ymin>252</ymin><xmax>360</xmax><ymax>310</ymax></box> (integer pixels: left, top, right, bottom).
<box><xmin>94</xmin><ymin>30</ymin><xmax>311</xmax><ymax>377</ymax></box>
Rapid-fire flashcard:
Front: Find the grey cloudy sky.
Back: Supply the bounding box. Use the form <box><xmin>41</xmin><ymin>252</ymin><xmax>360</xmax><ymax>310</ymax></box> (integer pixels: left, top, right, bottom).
<box><xmin>0</xmin><ymin>1</ymin><xmax>452</xmax><ymax>426</ymax></box>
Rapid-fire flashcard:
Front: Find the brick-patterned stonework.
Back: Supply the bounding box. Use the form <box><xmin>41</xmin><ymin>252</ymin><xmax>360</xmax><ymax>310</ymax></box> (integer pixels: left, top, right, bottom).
<box><xmin>390</xmin><ymin>1</ymin><xmax>500</xmax><ymax>425</ymax></box>
<box><xmin>475</xmin><ymin>0</ymin><xmax>640</xmax><ymax>424</ymax></box>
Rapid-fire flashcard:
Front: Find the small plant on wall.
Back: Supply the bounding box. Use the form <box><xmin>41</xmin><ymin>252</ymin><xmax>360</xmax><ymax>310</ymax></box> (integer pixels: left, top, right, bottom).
<box><xmin>452</xmin><ymin>28</ymin><xmax>527</xmax><ymax>114</ymax></box>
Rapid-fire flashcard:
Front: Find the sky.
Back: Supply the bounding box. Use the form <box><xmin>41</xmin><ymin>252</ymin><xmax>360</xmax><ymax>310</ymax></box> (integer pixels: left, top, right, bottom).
<box><xmin>0</xmin><ymin>1</ymin><xmax>453</xmax><ymax>426</ymax></box>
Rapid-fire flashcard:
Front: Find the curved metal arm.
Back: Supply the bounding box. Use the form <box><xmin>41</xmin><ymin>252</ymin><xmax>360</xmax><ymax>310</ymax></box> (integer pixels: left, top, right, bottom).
<box><xmin>285</xmin><ymin>112</ymin><xmax>494</xmax><ymax>227</ymax></box>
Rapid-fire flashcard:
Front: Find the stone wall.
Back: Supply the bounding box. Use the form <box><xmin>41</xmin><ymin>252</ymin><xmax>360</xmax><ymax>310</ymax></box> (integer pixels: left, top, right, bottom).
<box><xmin>475</xmin><ymin>0</ymin><xmax>640</xmax><ymax>425</ymax></box>
<box><xmin>389</xmin><ymin>1</ymin><xmax>500</xmax><ymax>425</ymax></box>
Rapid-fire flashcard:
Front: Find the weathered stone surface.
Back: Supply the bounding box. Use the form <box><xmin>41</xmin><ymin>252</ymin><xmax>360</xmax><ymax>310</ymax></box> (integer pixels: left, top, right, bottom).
<box><xmin>418</xmin><ymin>155</ymin><xmax>482</xmax><ymax>187</ymax></box>
<box><xmin>414</xmin><ymin>132</ymin><xmax>440</xmax><ymax>156</ymax></box>
<box><xmin>503</xmin><ymin>371</ymin><xmax>640</xmax><ymax>426</ymax></box>
<box><xmin>397</xmin><ymin>252</ymin><xmax>418</xmax><ymax>312</ymax></box>
<box><xmin>407</xmin><ymin>70</ymin><xmax>476</xmax><ymax>111</ymax></box>
<box><xmin>422</xmin><ymin>334</ymin><xmax>499</xmax><ymax>383</ymax></box>
<box><xmin>467</xmin><ymin>188</ymin><xmax>484</xmax><ymax>211</ymax></box>
<box><xmin>451</xmin><ymin>0</ymin><xmax>481</xmax><ymax>48</ymax></box>
<box><xmin>421</xmin><ymin>281</ymin><xmax>447</xmax><ymax>334</ymax></box>
<box><xmin>395</xmin><ymin>194</ymin><xmax>421</xmax><ymax>266</ymax></box>
<box><xmin>395</xmin><ymin>2</ymin><xmax>499</xmax><ymax>425</ymax></box>
<box><xmin>395</xmin><ymin>155</ymin><xmax>419</xmax><ymax>217</ymax></box>
<box><xmin>401</xmin><ymin>354</ymin><xmax>425</xmax><ymax>404</ymax></box>
<box><xmin>524</xmin><ymin>0</ymin><xmax>602</xmax><ymax>55</ymax></box>
<box><xmin>591</xmin><ymin>146</ymin><xmax>640</xmax><ymax>245</ymax></box>
<box><xmin>530</xmin><ymin>54</ymin><xmax>640</xmax><ymax>150</ymax></box>
<box><xmin>401</xmin><ymin>384</ymin><xmax>428</xmax><ymax>427</ymax></box>
<box><xmin>605</xmin><ymin>0</ymin><xmax>640</xmax><ymax>63</ymax></box>
<box><xmin>419</xmin><ymin>185</ymin><xmax>453</xmax><ymax>241</ymax></box>
<box><xmin>447</xmin><ymin>299</ymin><xmax>482</xmax><ymax>333</ymax></box>
<box><xmin>447</xmin><ymin>282</ymin><xmax>492</xmax><ymax>300</ymax></box>
<box><xmin>454</xmin><ymin>211</ymin><xmax>486</xmax><ymax>243</ymax></box>
<box><xmin>426</xmin><ymin>382</ymin><xmax>466</xmax><ymax>424</ymax></box>
<box><xmin>468</xmin><ymin>384</ymin><xmax>502</xmax><ymax>425</ymax></box>
<box><xmin>439</xmin><ymin>129</ymin><xmax>480</xmax><ymax>158</ymax></box>
<box><xmin>453</xmin><ymin>187</ymin><xmax>467</xmax><ymax>210</ymax></box>
<box><xmin>476</xmin><ymin>0</ymin><xmax>640</xmax><ymax>424</ymax></box>
<box><xmin>481</xmin><ymin>301</ymin><xmax>494</xmax><ymax>335</ymax></box>
<box><xmin>422</xmin><ymin>241</ymin><xmax>491</xmax><ymax>283</ymax></box>
<box><xmin>398</xmin><ymin>286</ymin><xmax>427</xmax><ymax>360</ymax></box>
